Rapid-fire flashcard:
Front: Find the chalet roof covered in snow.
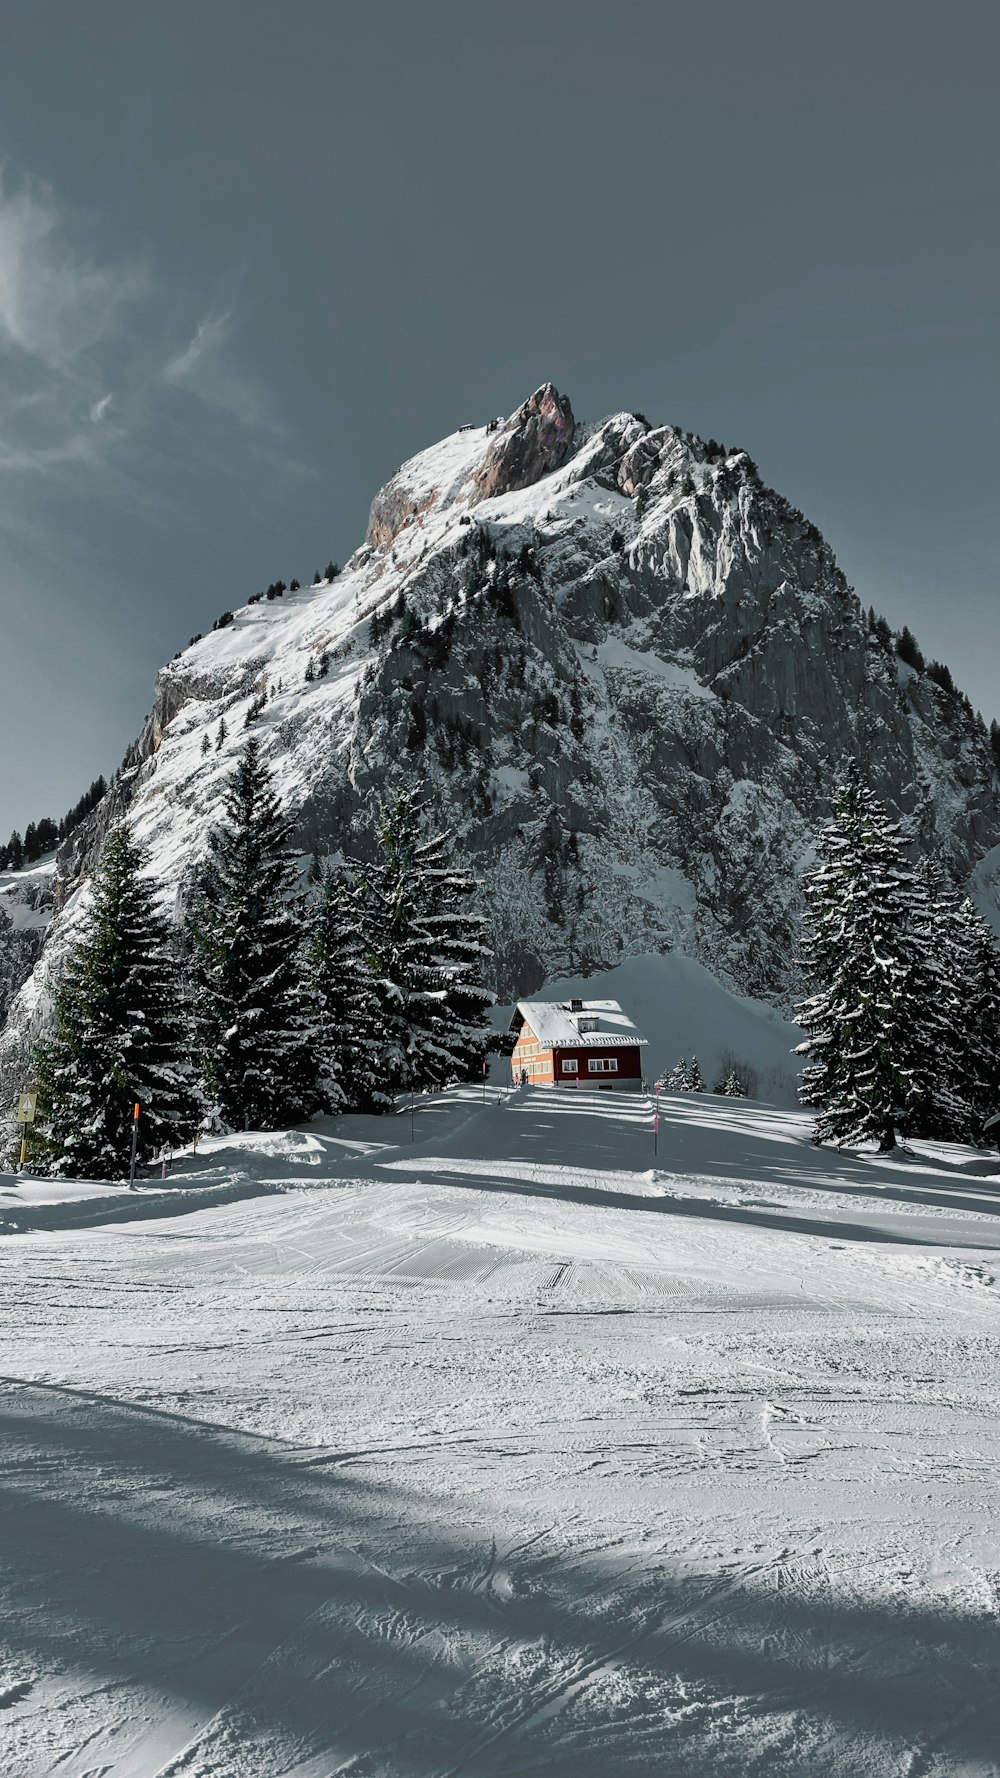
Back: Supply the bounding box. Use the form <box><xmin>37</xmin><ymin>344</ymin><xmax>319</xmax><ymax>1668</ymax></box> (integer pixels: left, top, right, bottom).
<box><xmin>510</xmin><ymin>998</ymin><xmax>648</xmax><ymax>1049</ymax></box>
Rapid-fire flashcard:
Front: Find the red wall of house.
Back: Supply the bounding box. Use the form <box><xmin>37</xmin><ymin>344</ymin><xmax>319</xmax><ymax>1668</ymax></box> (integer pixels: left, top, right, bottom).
<box><xmin>551</xmin><ymin>1046</ymin><xmax>642</xmax><ymax>1084</ymax></box>
<box><xmin>510</xmin><ymin>1023</ymin><xmax>644</xmax><ymax>1087</ymax></box>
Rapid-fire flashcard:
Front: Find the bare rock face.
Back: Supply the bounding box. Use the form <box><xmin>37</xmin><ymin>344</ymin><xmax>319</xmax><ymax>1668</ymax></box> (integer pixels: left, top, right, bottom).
<box><xmin>617</xmin><ymin>426</ymin><xmax>672</xmax><ymax>495</ymax></box>
<box><xmin>366</xmin><ymin>482</ymin><xmax>438</xmax><ymax>554</ymax></box>
<box><xmin>468</xmin><ymin>384</ymin><xmax>575</xmax><ymax>505</ymax></box>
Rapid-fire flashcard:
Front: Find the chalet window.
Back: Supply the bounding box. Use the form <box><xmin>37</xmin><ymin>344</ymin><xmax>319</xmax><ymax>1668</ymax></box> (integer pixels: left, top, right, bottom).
<box><xmin>561</xmin><ymin>1058</ymin><xmax>579</xmax><ymax>1073</ymax></box>
<box><xmin>576</xmin><ymin>1017</ymin><xmax>598</xmax><ymax>1033</ymax></box>
<box><xmin>587</xmin><ymin>1057</ymin><xmax>618</xmax><ymax>1073</ymax></box>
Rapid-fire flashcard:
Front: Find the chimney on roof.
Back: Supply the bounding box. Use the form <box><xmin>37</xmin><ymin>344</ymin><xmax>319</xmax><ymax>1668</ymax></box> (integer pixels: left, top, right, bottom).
<box><xmin>570</xmin><ymin>998</ymin><xmax>584</xmax><ymax>1011</ymax></box>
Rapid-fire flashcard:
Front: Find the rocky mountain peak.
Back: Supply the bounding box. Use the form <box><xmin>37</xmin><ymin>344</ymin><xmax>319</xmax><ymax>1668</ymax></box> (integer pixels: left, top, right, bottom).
<box><xmin>365</xmin><ymin>384</ymin><xmax>576</xmax><ymax>554</ymax></box>
<box><xmin>3</xmin><ymin>383</ymin><xmax>999</xmax><ymax>1087</ymax></box>
<box><xmin>468</xmin><ymin>383</ymin><xmax>575</xmax><ymax>505</ymax></box>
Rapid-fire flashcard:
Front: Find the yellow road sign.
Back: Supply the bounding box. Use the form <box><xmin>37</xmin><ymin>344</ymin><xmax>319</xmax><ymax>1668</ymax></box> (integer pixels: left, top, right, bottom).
<box><xmin>15</xmin><ymin>1091</ymin><xmax>37</xmax><ymax>1123</ymax></box>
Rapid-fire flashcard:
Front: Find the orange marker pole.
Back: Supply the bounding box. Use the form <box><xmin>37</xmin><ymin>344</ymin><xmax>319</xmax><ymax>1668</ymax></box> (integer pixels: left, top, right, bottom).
<box><xmin>128</xmin><ymin>1101</ymin><xmax>140</xmax><ymax>1191</ymax></box>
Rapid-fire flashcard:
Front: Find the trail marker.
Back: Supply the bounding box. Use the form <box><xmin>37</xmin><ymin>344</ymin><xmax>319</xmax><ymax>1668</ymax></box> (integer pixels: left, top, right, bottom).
<box><xmin>129</xmin><ymin>1101</ymin><xmax>140</xmax><ymax>1191</ymax></box>
<box><xmin>15</xmin><ymin>1089</ymin><xmax>36</xmax><ymax>1171</ymax></box>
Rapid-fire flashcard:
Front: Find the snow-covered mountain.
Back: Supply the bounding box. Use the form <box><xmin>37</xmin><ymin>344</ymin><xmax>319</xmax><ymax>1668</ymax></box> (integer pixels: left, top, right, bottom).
<box><xmin>0</xmin><ymin>856</ymin><xmax>55</xmax><ymax>1027</ymax></box>
<box><xmin>3</xmin><ymin>383</ymin><xmax>999</xmax><ymax>1075</ymax></box>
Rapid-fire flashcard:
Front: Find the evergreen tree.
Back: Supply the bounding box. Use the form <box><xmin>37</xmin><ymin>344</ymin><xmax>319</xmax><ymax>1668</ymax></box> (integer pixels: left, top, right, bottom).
<box><xmin>187</xmin><ymin>739</ymin><xmax>321</xmax><ymax>1129</ymax></box>
<box><xmin>6</xmin><ymin>830</ymin><xmax>23</xmax><ymax>871</ymax></box>
<box><xmin>926</xmin><ymin>660</ymin><xmax>955</xmax><ymax>695</ymax></box>
<box><xmin>666</xmin><ymin>1058</ymin><xmax>691</xmax><ymax>1090</ymax></box>
<box><xmin>901</xmin><ymin>860</ymin><xmax>975</xmax><ymax>1141</ymax></box>
<box><xmin>215</xmin><ymin>717</ymin><xmax>228</xmax><ymax>751</ymax></box>
<box><xmin>30</xmin><ymin>826</ymin><xmax>201</xmax><ymax>1178</ymax></box>
<box><xmin>895</xmin><ymin>626</ymin><xmax>925</xmax><ymax>672</ymax></box>
<box><xmin>796</xmin><ymin>767</ymin><xmax>916</xmax><ymax>1150</ymax></box>
<box><xmin>721</xmin><ymin>1069</ymin><xmax>747</xmax><ymax>1098</ymax></box>
<box><xmin>419</xmin><ymin>827</ymin><xmax>494</xmax><ymax>1085</ymax></box>
<box><xmin>309</xmin><ymin>866</ymin><xmax>390</xmax><ymax>1111</ymax></box>
<box><xmin>356</xmin><ymin>789</ymin><xmax>493</xmax><ymax>1095</ymax></box>
<box><xmin>687</xmin><ymin>1055</ymin><xmax>705</xmax><ymax>1092</ymax></box>
<box><xmin>944</xmin><ymin>895</ymin><xmax>1000</xmax><ymax>1137</ymax></box>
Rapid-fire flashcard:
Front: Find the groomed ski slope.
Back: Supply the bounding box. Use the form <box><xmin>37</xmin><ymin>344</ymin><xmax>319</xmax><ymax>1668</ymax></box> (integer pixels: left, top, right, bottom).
<box><xmin>4</xmin><ymin>1086</ymin><xmax>1000</xmax><ymax>1777</ymax></box>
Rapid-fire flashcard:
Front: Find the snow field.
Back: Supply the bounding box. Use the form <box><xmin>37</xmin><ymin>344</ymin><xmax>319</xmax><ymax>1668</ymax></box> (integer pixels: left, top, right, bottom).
<box><xmin>3</xmin><ymin>1088</ymin><xmax>1000</xmax><ymax>1775</ymax></box>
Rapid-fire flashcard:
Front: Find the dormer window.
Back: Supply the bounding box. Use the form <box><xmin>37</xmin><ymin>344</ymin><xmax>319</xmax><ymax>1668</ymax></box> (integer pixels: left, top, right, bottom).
<box><xmin>575</xmin><ymin>1016</ymin><xmax>598</xmax><ymax>1033</ymax></box>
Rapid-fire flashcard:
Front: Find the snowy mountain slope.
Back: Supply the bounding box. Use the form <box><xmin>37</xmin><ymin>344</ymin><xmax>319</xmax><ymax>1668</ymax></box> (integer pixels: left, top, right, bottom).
<box><xmin>5</xmin><ymin>1088</ymin><xmax>1000</xmax><ymax>1775</ymax></box>
<box><xmin>0</xmin><ymin>854</ymin><xmax>55</xmax><ymax>1027</ymax></box>
<box><xmin>3</xmin><ymin>383</ymin><xmax>998</xmax><ymax>1079</ymax></box>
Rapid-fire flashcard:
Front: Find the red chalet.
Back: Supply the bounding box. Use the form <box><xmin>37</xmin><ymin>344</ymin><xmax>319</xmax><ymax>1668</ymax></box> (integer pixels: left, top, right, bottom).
<box><xmin>509</xmin><ymin>998</ymin><xmax>648</xmax><ymax>1092</ymax></box>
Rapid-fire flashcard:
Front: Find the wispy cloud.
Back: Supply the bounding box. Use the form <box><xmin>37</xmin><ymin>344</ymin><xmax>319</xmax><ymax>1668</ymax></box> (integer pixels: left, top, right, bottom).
<box><xmin>0</xmin><ymin>164</ymin><xmax>296</xmax><ymax>540</ymax></box>
<box><xmin>0</xmin><ymin>173</ymin><xmax>146</xmax><ymax>367</ymax></box>
<box><xmin>163</xmin><ymin>311</ymin><xmax>233</xmax><ymax>385</ymax></box>
<box><xmin>162</xmin><ymin>307</ymin><xmax>278</xmax><ymax>434</ymax></box>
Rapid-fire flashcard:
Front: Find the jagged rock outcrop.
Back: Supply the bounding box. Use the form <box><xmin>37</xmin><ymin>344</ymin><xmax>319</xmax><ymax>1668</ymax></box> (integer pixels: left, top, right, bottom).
<box><xmin>468</xmin><ymin>384</ymin><xmax>575</xmax><ymax>504</ymax></box>
<box><xmin>3</xmin><ymin>383</ymin><xmax>998</xmax><ymax>1089</ymax></box>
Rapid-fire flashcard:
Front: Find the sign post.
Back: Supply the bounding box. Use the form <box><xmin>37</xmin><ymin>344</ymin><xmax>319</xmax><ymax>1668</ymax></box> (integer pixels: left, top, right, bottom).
<box><xmin>128</xmin><ymin>1102</ymin><xmax>140</xmax><ymax>1191</ymax></box>
<box><xmin>482</xmin><ymin>1059</ymin><xmax>488</xmax><ymax>1104</ymax></box>
<box><xmin>14</xmin><ymin>1090</ymin><xmax>37</xmax><ymax>1172</ymax></box>
<box><xmin>653</xmin><ymin>1082</ymin><xmax>660</xmax><ymax>1158</ymax></box>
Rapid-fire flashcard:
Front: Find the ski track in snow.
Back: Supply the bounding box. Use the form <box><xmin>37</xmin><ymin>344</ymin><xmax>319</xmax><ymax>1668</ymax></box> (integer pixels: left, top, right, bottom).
<box><xmin>3</xmin><ymin>1087</ymin><xmax>1000</xmax><ymax>1776</ymax></box>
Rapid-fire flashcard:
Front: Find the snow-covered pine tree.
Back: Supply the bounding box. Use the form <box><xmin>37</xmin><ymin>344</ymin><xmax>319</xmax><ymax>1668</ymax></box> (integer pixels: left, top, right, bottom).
<box><xmin>796</xmin><ymin>765</ymin><xmax>916</xmax><ymax>1151</ymax></box>
<box><xmin>950</xmin><ymin>896</ymin><xmax>1000</xmax><ymax>1136</ymax></box>
<box><xmin>902</xmin><ymin>859</ymin><xmax>977</xmax><ymax>1142</ymax></box>
<box><xmin>355</xmin><ymin>792</ymin><xmax>491</xmax><ymax>1095</ymax></box>
<box><xmin>688</xmin><ymin>1055</ymin><xmax>705</xmax><ymax>1092</ymax></box>
<box><xmin>356</xmin><ymin>789</ymin><xmax>493</xmax><ymax>1096</ymax></box>
<box><xmin>187</xmin><ymin>738</ymin><xmax>321</xmax><ymax>1130</ymax></box>
<box><xmin>356</xmin><ymin>799</ymin><xmax>448</xmax><ymax>1098</ymax></box>
<box><xmin>666</xmin><ymin>1058</ymin><xmax>690</xmax><ymax>1090</ymax></box>
<box><xmin>418</xmin><ymin>821</ymin><xmax>494</xmax><ymax>1085</ymax></box>
<box><xmin>309</xmin><ymin>864</ymin><xmax>391</xmax><ymax>1112</ymax></box>
<box><xmin>30</xmin><ymin>824</ymin><xmax>201</xmax><ymax>1178</ymax></box>
<box><xmin>722</xmin><ymin>1070</ymin><xmax>747</xmax><ymax>1098</ymax></box>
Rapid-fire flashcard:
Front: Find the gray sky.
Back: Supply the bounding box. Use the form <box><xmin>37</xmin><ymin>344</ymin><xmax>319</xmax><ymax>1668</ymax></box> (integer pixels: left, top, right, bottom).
<box><xmin>0</xmin><ymin>0</ymin><xmax>997</xmax><ymax>840</ymax></box>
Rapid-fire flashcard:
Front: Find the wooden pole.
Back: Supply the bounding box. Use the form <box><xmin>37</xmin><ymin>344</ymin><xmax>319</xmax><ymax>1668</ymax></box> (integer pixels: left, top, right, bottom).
<box><xmin>128</xmin><ymin>1102</ymin><xmax>140</xmax><ymax>1190</ymax></box>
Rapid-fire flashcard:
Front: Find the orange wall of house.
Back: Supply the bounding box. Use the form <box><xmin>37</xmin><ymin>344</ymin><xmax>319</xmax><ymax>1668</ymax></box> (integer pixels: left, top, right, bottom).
<box><xmin>511</xmin><ymin>1025</ymin><xmax>554</xmax><ymax>1083</ymax></box>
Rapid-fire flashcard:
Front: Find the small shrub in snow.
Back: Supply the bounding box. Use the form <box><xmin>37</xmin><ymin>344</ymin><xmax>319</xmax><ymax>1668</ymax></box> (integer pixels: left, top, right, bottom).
<box><xmin>664</xmin><ymin>1058</ymin><xmax>703</xmax><ymax>1092</ymax></box>
<box><xmin>714</xmin><ymin>1050</ymin><xmax>758</xmax><ymax>1099</ymax></box>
